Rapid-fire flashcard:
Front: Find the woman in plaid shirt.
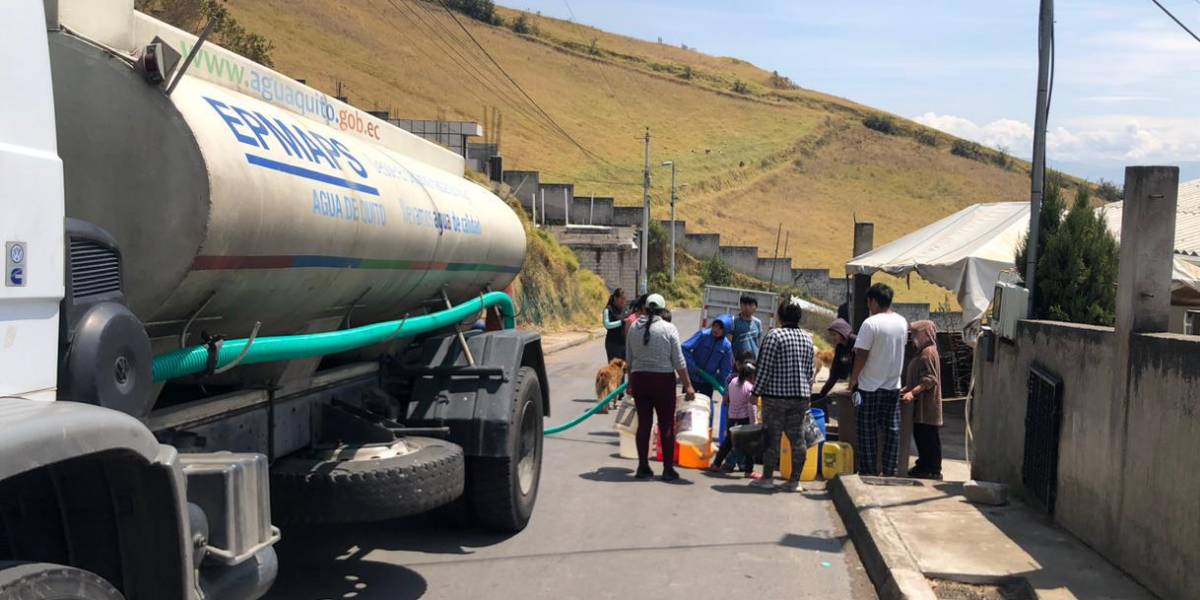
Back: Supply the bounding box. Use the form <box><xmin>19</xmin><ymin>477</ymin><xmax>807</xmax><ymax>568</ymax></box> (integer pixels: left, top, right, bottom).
<box><xmin>750</xmin><ymin>298</ymin><xmax>815</xmax><ymax>492</ymax></box>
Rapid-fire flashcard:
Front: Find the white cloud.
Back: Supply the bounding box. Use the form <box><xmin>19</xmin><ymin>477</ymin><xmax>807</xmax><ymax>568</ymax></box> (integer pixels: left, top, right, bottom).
<box><xmin>912</xmin><ymin>112</ymin><xmax>1200</xmax><ymax>166</ymax></box>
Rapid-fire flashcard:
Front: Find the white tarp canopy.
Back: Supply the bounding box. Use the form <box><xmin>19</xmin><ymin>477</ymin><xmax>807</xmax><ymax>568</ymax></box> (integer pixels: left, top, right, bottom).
<box><xmin>845</xmin><ymin>202</ymin><xmax>1029</xmax><ymax>331</ymax></box>
<box><xmin>845</xmin><ymin>201</ymin><xmax>1200</xmax><ymax>334</ymax></box>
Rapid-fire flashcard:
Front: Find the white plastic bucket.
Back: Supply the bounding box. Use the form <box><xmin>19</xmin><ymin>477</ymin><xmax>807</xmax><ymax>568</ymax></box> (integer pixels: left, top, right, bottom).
<box><xmin>675</xmin><ymin>393</ymin><xmax>712</xmax><ymax>448</ymax></box>
<box><xmin>618</xmin><ymin>430</ymin><xmax>639</xmax><ymax>459</ymax></box>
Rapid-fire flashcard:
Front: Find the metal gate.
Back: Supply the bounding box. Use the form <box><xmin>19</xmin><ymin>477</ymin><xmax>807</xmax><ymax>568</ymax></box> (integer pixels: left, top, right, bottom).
<box><xmin>1022</xmin><ymin>365</ymin><xmax>1064</xmax><ymax>514</ymax></box>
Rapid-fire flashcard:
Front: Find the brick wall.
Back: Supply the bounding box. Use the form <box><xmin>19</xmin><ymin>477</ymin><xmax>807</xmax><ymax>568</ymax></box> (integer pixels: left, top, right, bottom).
<box><xmin>572</xmin><ymin>244</ymin><xmax>638</xmax><ymax>294</ymax></box>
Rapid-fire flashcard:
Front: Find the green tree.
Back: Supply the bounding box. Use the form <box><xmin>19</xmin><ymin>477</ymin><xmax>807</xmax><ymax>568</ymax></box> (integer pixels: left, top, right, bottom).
<box><xmin>136</xmin><ymin>0</ymin><xmax>274</xmax><ymax>66</ymax></box>
<box><xmin>700</xmin><ymin>255</ymin><xmax>732</xmax><ymax>287</ymax></box>
<box><xmin>1037</xmin><ymin>188</ymin><xmax>1119</xmax><ymax>324</ymax></box>
<box><xmin>1015</xmin><ymin>181</ymin><xmax>1066</xmax><ymax>317</ymax></box>
<box><xmin>647</xmin><ymin>221</ymin><xmax>669</xmax><ymax>275</ymax></box>
<box><xmin>1016</xmin><ymin>186</ymin><xmax>1118</xmax><ymax>324</ymax></box>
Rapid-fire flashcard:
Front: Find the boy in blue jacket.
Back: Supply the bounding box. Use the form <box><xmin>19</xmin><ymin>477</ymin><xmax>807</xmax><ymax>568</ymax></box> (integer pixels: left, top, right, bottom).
<box><xmin>682</xmin><ymin>314</ymin><xmax>735</xmax><ymax>396</ymax></box>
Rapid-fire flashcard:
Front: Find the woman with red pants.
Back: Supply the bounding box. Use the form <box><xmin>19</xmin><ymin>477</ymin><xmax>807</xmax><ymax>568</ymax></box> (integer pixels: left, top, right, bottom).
<box><xmin>625</xmin><ymin>294</ymin><xmax>696</xmax><ymax>482</ymax></box>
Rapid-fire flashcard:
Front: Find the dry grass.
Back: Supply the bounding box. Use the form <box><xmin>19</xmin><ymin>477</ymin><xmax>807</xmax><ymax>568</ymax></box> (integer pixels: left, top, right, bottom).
<box><xmin>224</xmin><ymin>0</ymin><xmax>1046</xmax><ymax>305</ymax></box>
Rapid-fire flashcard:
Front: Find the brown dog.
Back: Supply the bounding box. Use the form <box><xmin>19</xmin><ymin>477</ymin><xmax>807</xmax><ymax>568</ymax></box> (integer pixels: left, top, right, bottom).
<box><xmin>815</xmin><ymin>349</ymin><xmax>835</xmax><ymax>374</ymax></box>
<box><xmin>595</xmin><ymin>358</ymin><xmax>626</xmax><ymax>414</ymax></box>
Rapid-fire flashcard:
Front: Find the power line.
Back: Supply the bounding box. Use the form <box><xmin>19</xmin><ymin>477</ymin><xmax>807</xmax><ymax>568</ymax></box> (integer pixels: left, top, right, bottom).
<box><xmin>381</xmin><ymin>0</ymin><xmax>557</xmax><ymax>135</ymax></box>
<box><xmin>1150</xmin><ymin>0</ymin><xmax>1200</xmax><ymax>44</ymax></box>
<box><xmin>559</xmin><ymin>0</ymin><xmax>632</xmax><ymax>123</ymax></box>
<box><xmin>432</xmin><ymin>0</ymin><xmax>611</xmax><ymax>166</ymax></box>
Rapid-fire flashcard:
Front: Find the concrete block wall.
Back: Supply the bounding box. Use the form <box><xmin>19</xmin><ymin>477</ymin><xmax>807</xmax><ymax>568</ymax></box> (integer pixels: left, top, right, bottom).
<box><xmin>612</xmin><ymin>206</ymin><xmax>644</xmax><ymax>227</ymax></box>
<box><xmin>719</xmin><ymin>246</ymin><xmax>759</xmax><ymax>275</ymax></box>
<box><xmin>502</xmin><ymin>171</ymin><xmax>540</xmax><ymax>214</ymax></box>
<box><xmin>657</xmin><ymin>220</ymin><xmax>688</xmax><ymax>246</ymax></box>
<box><xmin>892</xmin><ymin>302</ymin><xmax>931</xmax><ymax>324</ymax></box>
<box><xmin>755</xmin><ymin>258</ymin><xmax>794</xmax><ymax>286</ymax></box>
<box><xmin>537</xmin><ymin>183</ymin><xmax>574</xmax><ymax>225</ymax></box>
<box><xmin>973</xmin><ymin>323</ymin><xmax>1200</xmax><ymax>599</ymax></box>
<box><xmin>682</xmin><ymin>233</ymin><xmax>720</xmax><ymax>259</ymax></box>
<box><xmin>792</xmin><ymin>268</ymin><xmax>850</xmax><ymax>307</ymax></box>
<box><xmin>570</xmin><ymin>196</ymin><xmax>613</xmax><ymax>225</ymax></box>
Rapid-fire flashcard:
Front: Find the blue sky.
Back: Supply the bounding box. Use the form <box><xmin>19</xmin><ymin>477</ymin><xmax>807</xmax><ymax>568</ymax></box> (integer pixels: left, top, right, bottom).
<box><xmin>505</xmin><ymin>0</ymin><xmax>1200</xmax><ymax>183</ymax></box>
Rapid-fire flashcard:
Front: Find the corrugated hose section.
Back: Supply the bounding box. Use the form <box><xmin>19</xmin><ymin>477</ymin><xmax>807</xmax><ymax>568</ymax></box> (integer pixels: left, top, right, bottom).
<box><xmin>151</xmin><ymin>291</ymin><xmax>516</xmax><ymax>382</ymax></box>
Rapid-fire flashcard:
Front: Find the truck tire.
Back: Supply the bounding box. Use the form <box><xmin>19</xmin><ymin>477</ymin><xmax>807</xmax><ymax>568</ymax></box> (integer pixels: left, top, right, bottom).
<box><xmin>271</xmin><ymin>436</ymin><xmax>465</xmax><ymax>525</ymax></box>
<box><xmin>466</xmin><ymin>366</ymin><xmax>544</xmax><ymax>532</ymax></box>
<box><xmin>0</xmin><ymin>562</ymin><xmax>124</xmax><ymax>600</ymax></box>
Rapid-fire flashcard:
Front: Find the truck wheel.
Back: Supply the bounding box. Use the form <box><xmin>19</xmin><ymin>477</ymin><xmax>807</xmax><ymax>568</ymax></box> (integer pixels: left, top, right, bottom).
<box><xmin>466</xmin><ymin>366</ymin><xmax>544</xmax><ymax>532</ymax></box>
<box><xmin>271</xmin><ymin>436</ymin><xmax>465</xmax><ymax>525</ymax></box>
<box><xmin>0</xmin><ymin>562</ymin><xmax>124</xmax><ymax>600</ymax></box>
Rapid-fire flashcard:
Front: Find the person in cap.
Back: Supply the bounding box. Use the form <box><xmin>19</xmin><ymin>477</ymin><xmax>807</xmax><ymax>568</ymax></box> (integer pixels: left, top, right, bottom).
<box><xmin>813</xmin><ymin>318</ymin><xmax>857</xmax><ymax>402</ymax></box>
<box><xmin>625</xmin><ymin>293</ymin><xmax>695</xmax><ymax>482</ymax></box>
<box><xmin>709</xmin><ymin>350</ymin><xmax>758</xmax><ymax>476</ymax></box>
<box><xmin>681</xmin><ymin>314</ymin><xmax>735</xmax><ymax>397</ymax></box>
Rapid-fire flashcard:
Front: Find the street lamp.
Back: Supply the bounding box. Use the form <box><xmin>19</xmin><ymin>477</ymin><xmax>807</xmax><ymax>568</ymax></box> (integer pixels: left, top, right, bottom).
<box><xmin>661</xmin><ymin>160</ymin><xmax>676</xmax><ymax>281</ymax></box>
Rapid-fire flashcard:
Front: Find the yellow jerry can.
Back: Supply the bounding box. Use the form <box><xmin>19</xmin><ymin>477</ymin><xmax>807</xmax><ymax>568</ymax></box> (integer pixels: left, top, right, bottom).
<box><xmin>821</xmin><ymin>441</ymin><xmax>855</xmax><ymax>478</ymax></box>
<box><xmin>778</xmin><ymin>435</ymin><xmax>822</xmax><ymax>481</ymax></box>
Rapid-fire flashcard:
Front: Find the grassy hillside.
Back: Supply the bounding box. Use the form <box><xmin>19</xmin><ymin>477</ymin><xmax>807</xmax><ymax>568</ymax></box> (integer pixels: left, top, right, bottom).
<box><xmin>220</xmin><ymin>0</ymin><xmax>1055</xmax><ymax>304</ymax></box>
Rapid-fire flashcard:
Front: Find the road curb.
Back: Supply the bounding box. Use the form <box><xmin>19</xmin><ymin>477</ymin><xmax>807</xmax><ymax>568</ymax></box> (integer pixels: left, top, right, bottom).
<box><xmin>830</xmin><ymin>475</ymin><xmax>938</xmax><ymax>600</ymax></box>
<box><xmin>542</xmin><ymin>330</ymin><xmax>602</xmax><ymax>355</ymax></box>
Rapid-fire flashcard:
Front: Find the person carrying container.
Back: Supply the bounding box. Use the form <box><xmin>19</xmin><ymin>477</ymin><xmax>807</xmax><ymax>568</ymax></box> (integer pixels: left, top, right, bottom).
<box><xmin>625</xmin><ymin>294</ymin><xmax>696</xmax><ymax>482</ymax></box>
<box><xmin>602</xmin><ymin>288</ymin><xmax>628</xmax><ymax>361</ymax></box>
<box><xmin>681</xmin><ymin>314</ymin><xmax>734</xmax><ymax>397</ymax></box>
<box><xmin>813</xmin><ymin>318</ymin><xmax>856</xmax><ymax>404</ymax></box>
<box><xmin>709</xmin><ymin>351</ymin><xmax>758</xmax><ymax>476</ymax></box>
<box><xmin>730</xmin><ymin>295</ymin><xmax>764</xmax><ymax>356</ymax></box>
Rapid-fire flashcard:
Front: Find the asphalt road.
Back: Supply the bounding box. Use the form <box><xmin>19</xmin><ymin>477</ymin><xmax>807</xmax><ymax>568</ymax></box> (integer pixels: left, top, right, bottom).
<box><xmin>266</xmin><ymin>309</ymin><xmax>874</xmax><ymax>600</ymax></box>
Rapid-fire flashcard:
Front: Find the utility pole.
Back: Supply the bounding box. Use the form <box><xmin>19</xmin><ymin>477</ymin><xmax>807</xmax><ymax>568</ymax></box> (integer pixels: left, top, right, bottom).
<box><xmin>662</xmin><ymin>160</ymin><xmax>677</xmax><ymax>281</ymax></box>
<box><xmin>769</xmin><ymin>223</ymin><xmax>782</xmax><ymax>288</ymax></box>
<box><xmin>1025</xmin><ymin>0</ymin><xmax>1054</xmax><ymax>315</ymax></box>
<box><xmin>640</xmin><ymin>128</ymin><xmax>651</xmax><ymax>294</ymax></box>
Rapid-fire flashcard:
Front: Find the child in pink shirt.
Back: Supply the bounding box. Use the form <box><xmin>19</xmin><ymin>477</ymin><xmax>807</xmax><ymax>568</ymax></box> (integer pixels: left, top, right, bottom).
<box><xmin>710</xmin><ymin>352</ymin><xmax>758</xmax><ymax>476</ymax></box>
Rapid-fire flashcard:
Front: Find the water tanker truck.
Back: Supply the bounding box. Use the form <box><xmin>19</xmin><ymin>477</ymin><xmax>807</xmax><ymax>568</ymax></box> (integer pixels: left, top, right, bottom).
<box><xmin>0</xmin><ymin>2</ymin><xmax>549</xmax><ymax>598</ymax></box>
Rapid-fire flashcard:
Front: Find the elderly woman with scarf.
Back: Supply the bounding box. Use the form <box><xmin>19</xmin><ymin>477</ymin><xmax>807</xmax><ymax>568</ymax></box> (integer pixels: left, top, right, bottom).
<box><xmin>902</xmin><ymin>320</ymin><xmax>942</xmax><ymax>480</ymax></box>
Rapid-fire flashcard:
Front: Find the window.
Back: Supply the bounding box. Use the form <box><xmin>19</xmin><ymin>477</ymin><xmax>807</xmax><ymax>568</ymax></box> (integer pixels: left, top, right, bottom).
<box><xmin>1186</xmin><ymin>310</ymin><xmax>1200</xmax><ymax>336</ymax></box>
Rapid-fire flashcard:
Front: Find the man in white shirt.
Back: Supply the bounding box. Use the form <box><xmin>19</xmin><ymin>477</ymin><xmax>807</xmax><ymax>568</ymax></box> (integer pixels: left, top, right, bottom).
<box><xmin>850</xmin><ymin>283</ymin><xmax>908</xmax><ymax>476</ymax></box>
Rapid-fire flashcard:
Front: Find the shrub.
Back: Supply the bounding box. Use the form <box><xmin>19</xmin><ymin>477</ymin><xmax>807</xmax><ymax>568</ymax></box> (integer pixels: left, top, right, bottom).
<box><xmin>914</xmin><ymin>130</ymin><xmax>938</xmax><ymax>147</ymax></box>
<box><xmin>1095</xmin><ymin>178</ymin><xmax>1123</xmax><ymax>202</ymax></box>
<box><xmin>732</xmin><ymin>79</ymin><xmax>750</xmax><ymax>94</ymax></box>
<box><xmin>768</xmin><ymin>70</ymin><xmax>799</xmax><ymax>90</ymax></box>
<box><xmin>951</xmin><ymin>139</ymin><xmax>985</xmax><ymax>161</ymax></box>
<box><xmin>863</xmin><ymin>114</ymin><xmax>896</xmax><ymax>135</ymax></box>
<box><xmin>700</xmin><ymin>256</ymin><xmax>733</xmax><ymax>287</ymax></box>
<box><xmin>511</xmin><ymin>13</ymin><xmax>531</xmax><ymax>34</ymax></box>
<box><xmin>588</xmin><ymin>38</ymin><xmax>600</xmax><ymax>55</ymax></box>
<box><xmin>442</xmin><ymin>0</ymin><xmax>500</xmax><ymax>24</ymax></box>
<box><xmin>647</xmin><ymin>220</ymin><xmax>669</xmax><ymax>275</ymax></box>
<box><xmin>680</xmin><ymin>65</ymin><xmax>694</xmax><ymax>80</ymax></box>
<box><xmin>991</xmin><ymin>145</ymin><xmax>1012</xmax><ymax>169</ymax></box>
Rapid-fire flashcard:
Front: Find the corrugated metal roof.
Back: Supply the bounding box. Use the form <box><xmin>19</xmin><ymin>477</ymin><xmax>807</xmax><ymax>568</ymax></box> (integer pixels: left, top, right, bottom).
<box><xmin>1103</xmin><ymin>179</ymin><xmax>1200</xmax><ymax>256</ymax></box>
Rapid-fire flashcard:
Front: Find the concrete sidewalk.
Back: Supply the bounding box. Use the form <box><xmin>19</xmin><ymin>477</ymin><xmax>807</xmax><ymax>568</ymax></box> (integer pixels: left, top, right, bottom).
<box><xmin>832</xmin><ymin>475</ymin><xmax>1155</xmax><ymax>600</ymax></box>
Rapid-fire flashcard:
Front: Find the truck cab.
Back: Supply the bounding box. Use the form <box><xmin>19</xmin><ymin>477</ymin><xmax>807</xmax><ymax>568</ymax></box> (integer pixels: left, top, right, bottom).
<box><xmin>0</xmin><ymin>2</ymin><xmax>547</xmax><ymax>598</ymax></box>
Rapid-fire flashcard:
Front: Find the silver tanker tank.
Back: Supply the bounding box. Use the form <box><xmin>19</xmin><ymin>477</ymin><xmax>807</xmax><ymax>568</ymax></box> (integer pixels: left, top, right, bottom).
<box><xmin>48</xmin><ymin>25</ymin><xmax>525</xmax><ymax>363</ymax></box>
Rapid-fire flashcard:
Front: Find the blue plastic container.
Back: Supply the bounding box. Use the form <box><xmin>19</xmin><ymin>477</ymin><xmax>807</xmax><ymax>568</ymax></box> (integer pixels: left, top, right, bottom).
<box><xmin>810</xmin><ymin>408</ymin><xmax>827</xmax><ymax>436</ymax></box>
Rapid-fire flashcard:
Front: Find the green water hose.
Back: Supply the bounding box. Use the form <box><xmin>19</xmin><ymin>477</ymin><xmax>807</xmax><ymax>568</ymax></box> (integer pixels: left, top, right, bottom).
<box><xmin>542</xmin><ymin>367</ymin><xmax>728</xmax><ymax>436</ymax></box>
<box><xmin>152</xmin><ymin>291</ymin><xmax>516</xmax><ymax>382</ymax></box>
<box><xmin>544</xmin><ymin>382</ymin><xmax>626</xmax><ymax>435</ymax></box>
